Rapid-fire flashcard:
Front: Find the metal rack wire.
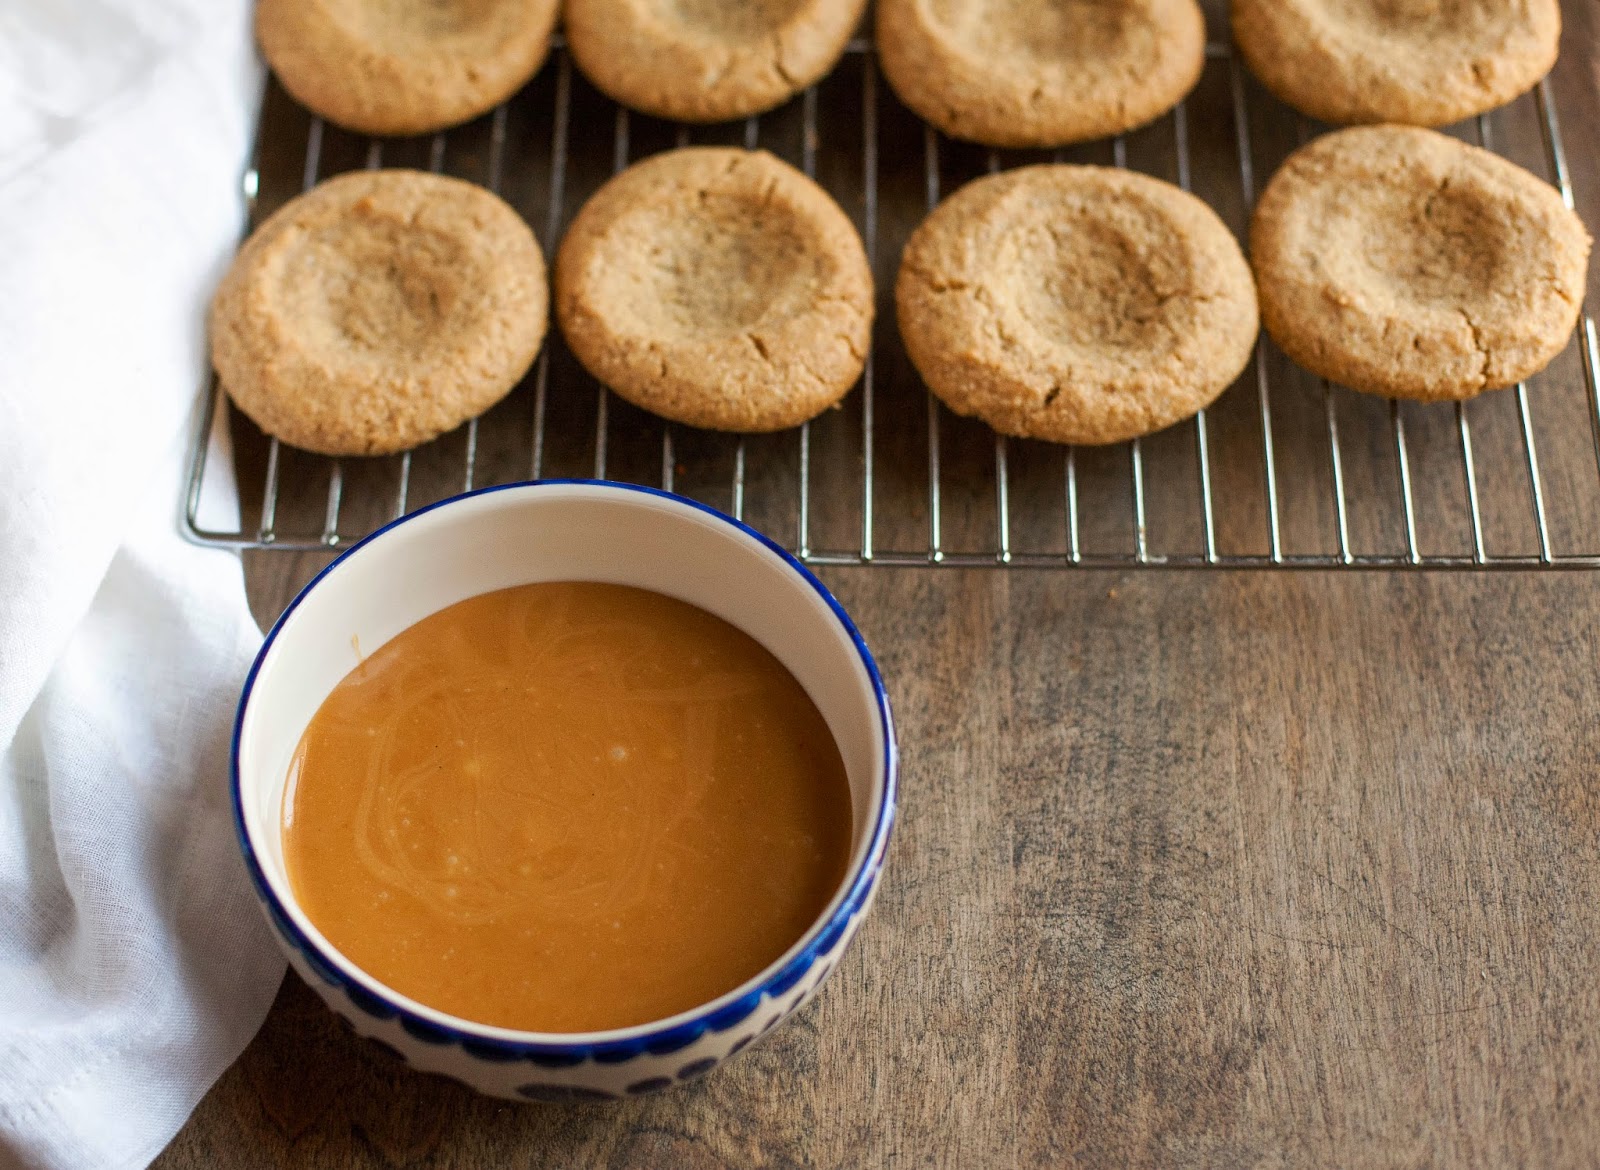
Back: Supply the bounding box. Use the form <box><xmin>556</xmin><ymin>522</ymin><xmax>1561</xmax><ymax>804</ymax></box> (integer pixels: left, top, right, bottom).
<box><xmin>185</xmin><ymin>33</ymin><xmax>1600</xmax><ymax>568</ymax></box>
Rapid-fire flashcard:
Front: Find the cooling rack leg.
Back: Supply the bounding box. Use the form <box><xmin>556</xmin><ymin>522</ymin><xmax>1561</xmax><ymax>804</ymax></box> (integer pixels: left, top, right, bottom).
<box><xmin>375</xmin><ymin>135</ymin><xmax>447</xmax><ymax>523</ymax></box>
<box><xmin>1173</xmin><ymin>99</ymin><xmax>1193</xmax><ymax>192</ymax></box>
<box><xmin>183</xmin><ymin>386</ymin><xmax>224</xmax><ymax>538</ymax></box>
<box><xmin>530</xmin><ymin>53</ymin><xmax>572</xmax><ymax>480</ymax></box>
<box><xmin>1173</xmin><ymin>100</ymin><xmax>1217</xmax><ymax>564</ymax></box>
<box><xmin>461</xmin><ymin>420</ymin><xmax>479</xmax><ymax>492</ymax></box>
<box><xmin>802</xmin><ymin>85</ymin><xmax>818</xmax><ymax>174</ymax></box>
<box><xmin>256</xmin><ymin>114</ymin><xmax>327</xmax><ymax>544</ymax></box>
<box><xmin>591</xmin><ymin>106</ymin><xmax>632</xmax><ymax>483</ymax></box>
<box><xmin>994</xmin><ymin>433</ymin><xmax>1012</xmax><ymax>564</ymax></box>
<box><xmin>798</xmin><ymin>86</ymin><xmax>819</xmax><ymax>559</ymax></box>
<box><xmin>1456</xmin><ymin>402</ymin><xmax>1487</xmax><ymax>563</ymax></box>
<box><xmin>922</xmin><ymin>123</ymin><xmax>944</xmax><ymax>564</ymax></box>
<box><xmin>185</xmin><ymin>102</ymin><xmax>266</xmax><ymax>545</ymax></box>
<box><xmin>1193</xmin><ymin>411</ymin><xmax>1218</xmax><ymax>564</ymax></box>
<box><xmin>460</xmin><ymin>108</ymin><xmax>513</xmax><ymax>493</ymax></box>
<box><xmin>798</xmin><ymin>420</ymin><xmax>812</xmax><ymax>558</ymax></box>
<box><xmin>731</xmin><ymin>110</ymin><xmax>759</xmax><ymax>517</ymax></box>
<box><xmin>859</xmin><ymin>55</ymin><xmax>878</xmax><ymax>561</ymax></box>
<box><xmin>393</xmin><ymin>452</ymin><xmax>412</xmax><ymax>521</ymax></box>
<box><xmin>1533</xmin><ymin>82</ymin><xmax>1600</xmax><ymax>505</ymax></box>
<box><xmin>733</xmin><ymin>440</ymin><xmax>746</xmax><ymax>522</ymax></box>
<box><xmin>1064</xmin><ymin>447</ymin><xmax>1081</xmax><ymax>565</ymax></box>
<box><xmin>593</xmin><ymin>392</ymin><xmax>608</xmax><ymax>481</ymax></box>
<box><xmin>1515</xmin><ymin>384</ymin><xmax>1554</xmax><ymax>563</ymax></box>
<box><xmin>1391</xmin><ymin>400</ymin><xmax>1420</xmax><ymax>564</ymax></box>
<box><xmin>1228</xmin><ymin>55</ymin><xmax>1283</xmax><ymax>562</ymax></box>
<box><xmin>1324</xmin><ymin>387</ymin><xmax>1353</xmax><ymax>564</ymax></box>
<box><xmin>300</xmin><ymin>117</ymin><xmax>323</xmax><ymax>191</ymax></box>
<box><xmin>321</xmin><ymin>462</ymin><xmax>344</xmax><ymax>546</ymax></box>
<box><xmin>1130</xmin><ymin>438</ymin><xmax>1149</xmax><ymax>563</ymax></box>
<box><xmin>258</xmin><ymin>438</ymin><xmax>282</xmax><ymax>544</ymax></box>
<box><xmin>927</xmin><ymin>396</ymin><xmax>943</xmax><ymax>563</ymax></box>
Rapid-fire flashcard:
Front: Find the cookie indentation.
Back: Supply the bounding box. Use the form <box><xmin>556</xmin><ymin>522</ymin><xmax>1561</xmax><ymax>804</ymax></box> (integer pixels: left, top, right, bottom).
<box><xmin>556</xmin><ymin>148</ymin><xmax>873</xmax><ymax>433</ymax></box>
<box><xmin>256</xmin><ymin>0</ymin><xmax>560</xmax><ymax>135</ymax></box>
<box><xmin>1003</xmin><ymin>211</ymin><xmax>1189</xmax><ymax>361</ymax></box>
<box><xmin>282</xmin><ymin>218</ymin><xmax>470</xmax><ymax>354</ymax></box>
<box><xmin>566</xmin><ymin>0</ymin><xmax>866</xmax><ymax>122</ymax></box>
<box><xmin>1232</xmin><ymin>0</ymin><xmax>1561</xmax><ymax>126</ymax></box>
<box><xmin>878</xmin><ymin>0</ymin><xmax>1205</xmax><ymax>148</ymax></box>
<box><xmin>589</xmin><ymin>202</ymin><xmax>826</xmax><ymax>343</ymax></box>
<box><xmin>1250</xmin><ymin>125</ymin><xmax>1591</xmax><ymax>401</ymax></box>
<box><xmin>1357</xmin><ymin>181</ymin><xmax>1508</xmax><ymax>309</ymax></box>
<box><xmin>925</xmin><ymin>0</ymin><xmax>1132</xmax><ymax>65</ymax></box>
<box><xmin>663</xmin><ymin>0</ymin><xmax>808</xmax><ymax>40</ymax></box>
<box><xmin>896</xmin><ymin>165</ymin><xmax>1259</xmax><ymax>446</ymax></box>
<box><xmin>346</xmin><ymin>0</ymin><xmax>503</xmax><ymax>41</ymax></box>
<box><xmin>210</xmin><ymin>170</ymin><xmax>548</xmax><ymax>456</ymax></box>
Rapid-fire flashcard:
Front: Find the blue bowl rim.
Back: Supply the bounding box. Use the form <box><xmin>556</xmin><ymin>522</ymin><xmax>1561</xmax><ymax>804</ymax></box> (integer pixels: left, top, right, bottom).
<box><xmin>230</xmin><ymin>478</ymin><xmax>898</xmax><ymax>1061</ymax></box>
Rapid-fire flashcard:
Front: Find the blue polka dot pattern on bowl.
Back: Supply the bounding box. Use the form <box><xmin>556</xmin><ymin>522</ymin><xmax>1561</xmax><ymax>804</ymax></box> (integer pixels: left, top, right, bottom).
<box><xmin>675</xmin><ymin>1058</ymin><xmax>719</xmax><ymax>1082</ymax></box>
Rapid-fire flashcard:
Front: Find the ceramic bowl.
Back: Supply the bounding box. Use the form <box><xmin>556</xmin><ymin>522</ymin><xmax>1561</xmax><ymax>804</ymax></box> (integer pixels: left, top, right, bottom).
<box><xmin>231</xmin><ymin>480</ymin><xmax>897</xmax><ymax>1100</ymax></box>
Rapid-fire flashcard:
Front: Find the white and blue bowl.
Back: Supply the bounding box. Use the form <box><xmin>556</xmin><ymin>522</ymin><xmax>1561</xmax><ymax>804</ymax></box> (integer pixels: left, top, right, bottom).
<box><xmin>231</xmin><ymin>480</ymin><xmax>897</xmax><ymax>1100</ymax></box>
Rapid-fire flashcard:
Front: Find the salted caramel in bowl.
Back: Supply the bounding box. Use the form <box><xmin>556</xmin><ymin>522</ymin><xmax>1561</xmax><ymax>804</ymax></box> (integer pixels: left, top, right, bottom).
<box><xmin>232</xmin><ymin>481</ymin><xmax>896</xmax><ymax>1100</ymax></box>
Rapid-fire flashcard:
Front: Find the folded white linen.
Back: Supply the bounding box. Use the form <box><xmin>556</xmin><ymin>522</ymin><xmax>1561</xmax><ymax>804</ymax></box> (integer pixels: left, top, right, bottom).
<box><xmin>0</xmin><ymin>2</ymin><xmax>285</xmax><ymax>1167</ymax></box>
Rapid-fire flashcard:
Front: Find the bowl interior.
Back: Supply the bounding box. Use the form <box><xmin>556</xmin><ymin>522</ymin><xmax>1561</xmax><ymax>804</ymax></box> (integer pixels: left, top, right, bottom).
<box><xmin>236</xmin><ymin>481</ymin><xmax>890</xmax><ymax>1039</ymax></box>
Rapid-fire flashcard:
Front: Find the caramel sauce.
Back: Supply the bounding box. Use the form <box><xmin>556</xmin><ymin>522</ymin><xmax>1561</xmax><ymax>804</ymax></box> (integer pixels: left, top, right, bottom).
<box><xmin>283</xmin><ymin>582</ymin><xmax>853</xmax><ymax>1033</ymax></box>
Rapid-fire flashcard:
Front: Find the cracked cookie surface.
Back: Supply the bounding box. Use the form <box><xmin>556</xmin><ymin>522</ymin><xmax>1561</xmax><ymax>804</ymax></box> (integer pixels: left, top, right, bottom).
<box><xmin>896</xmin><ymin>165</ymin><xmax>1258</xmax><ymax>445</ymax></box>
<box><xmin>210</xmin><ymin>170</ymin><xmax>548</xmax><ymax>456</ymax></box>
<box><xmin>565</xmin><ymin>0</ymin><xmax>866</xmax><ymax>122</ymax></box>
<box><xmin>555</xmin><ymin>148</ymin><xmax>873</xmax><ymax>432</ymax></box>
<box><xmin>1232</xmin><ymin>0</ymin><xmax>1560</xmax><ymax>127</ymax></box>
<box><xmin>877</xmin><ymin>0</ymin><xmax>1205</xmax><ymax>149</ymax></box>
<box><xmin>1250</xmin><ymin>125</ymin><xmax>1590</xmax><ymax>401</ymax></box>
<box><xmin>256</xmin><ymin>0</ymin><xmax>559</xmax><ymax>135</ymax></box>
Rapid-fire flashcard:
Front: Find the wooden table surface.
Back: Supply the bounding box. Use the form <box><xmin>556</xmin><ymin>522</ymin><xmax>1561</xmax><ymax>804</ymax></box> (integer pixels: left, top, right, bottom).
<box><xmin>164</xmin><ymin>561</ymin><xmax>1600</xmax><ymax>1169</ymax></box>
<box><xmin>158</xmin><ymin>9</ymin><xmax>1600</xmax><ymax>1168</ymax></box>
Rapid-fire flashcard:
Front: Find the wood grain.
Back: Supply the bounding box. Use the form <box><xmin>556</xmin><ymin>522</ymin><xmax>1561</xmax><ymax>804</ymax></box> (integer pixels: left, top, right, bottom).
<box><xmin>156</xmin><ymin>5</ymin><xmax>1600</xmax><ymax>1166</ymax></box>
<box><xmin>159</xmin><ymin>559</ymin><xmax>1600</xmax><ymax>1169</ymax></box>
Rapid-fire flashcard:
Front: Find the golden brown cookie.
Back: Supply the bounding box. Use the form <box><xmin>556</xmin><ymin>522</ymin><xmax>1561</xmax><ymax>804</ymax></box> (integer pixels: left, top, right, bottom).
<box><xmin>211</xmin><ymin>170</ymin><xmax>548</xmax><ymax>457</ymax></box>
<box><xmin>1232</xmin><ymin>0</ymin><xmax>1561</xmax><ymax>127</ymax></box>
<box><xmin>877</xmin><ymin>0</ymin><xmax>1206</xmax><ymax>149</ymax></box>
<box><xmin>256</xmin><ymin>0</ymin><xmax>559</xmax><ymax>136</ymax></box>
<box><xmin>554</xmin><ymin>148</ymin><xmax>873</xmax><ymax>433</ymax></box>
<box><xmin>896</xmin><ymin>165</ymin><xmax>1259</xmax><ymax>446</ymax></box>
<box><xmin>1250</xmin><ymin>125</ymin><xmax>1590</xmax><ymax>401</ymax></box>
<box><xmin>564</xmin><ymin>0</ymin><xmax>867</xmax><ymax>123</ymax></box>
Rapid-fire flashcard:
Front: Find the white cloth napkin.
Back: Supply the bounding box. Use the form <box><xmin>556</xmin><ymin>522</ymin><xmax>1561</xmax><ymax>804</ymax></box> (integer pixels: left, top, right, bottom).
<box><xmin>0</xmin><ymin>2</ymin><xmax>285</xmax><ymax>1167</ymax></box>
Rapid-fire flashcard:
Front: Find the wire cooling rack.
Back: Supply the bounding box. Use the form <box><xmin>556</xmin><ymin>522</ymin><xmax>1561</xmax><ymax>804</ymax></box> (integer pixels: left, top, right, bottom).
<box><xmin>185</xmin><ymin>30</ymin><xmax>1600</xmax><ymax>569</ymax></box>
